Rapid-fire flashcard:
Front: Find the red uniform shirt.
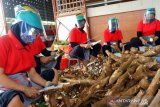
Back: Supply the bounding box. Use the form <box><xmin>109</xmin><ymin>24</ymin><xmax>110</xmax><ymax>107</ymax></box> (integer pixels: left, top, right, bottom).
<box><xmin>68</xmin><ymin>27</ymin><xmax>87</xmax><ymax>52</ymax></box>
<box><xmin>103</xmin><ymin>29</ymin><xmax>123</xmax><ymax>42</ymax></box>
<box><xmin>0</xmin><ymin>31</ymin><xmax>36</xmax><ymax>75</ymax></box>
<box><xmin>137</xmin><ymin>19</ymin><xmax>160</xmax><ymax>36</ymax></box>
<box><xmin>28</xmin><ymin>36</ymin><xmax>46</xmax><ymax>56</ymax></box>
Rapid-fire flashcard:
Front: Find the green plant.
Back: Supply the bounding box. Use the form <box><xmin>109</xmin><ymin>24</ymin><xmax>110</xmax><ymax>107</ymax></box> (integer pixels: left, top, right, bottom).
<box><xmin>55</xmin><ymin>41</ymin><xmax>69</xmax><ymax>45</ymax></box>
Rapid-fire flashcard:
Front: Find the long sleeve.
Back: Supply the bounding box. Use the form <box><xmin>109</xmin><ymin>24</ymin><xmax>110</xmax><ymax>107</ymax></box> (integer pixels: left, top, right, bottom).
<box><xmin>137</xmin><ymin>32</ymin><xmax>143</xmax><ymax>37</ymax></box>
<box><xmin>70</xmin><ymin>42</ymin><xmax>79</xmax><ymax>48</ymax></box>
<box><xmin>41</xmin><ymin>48</ymin><xmax>51</xmax><ymax>56</ymax></box>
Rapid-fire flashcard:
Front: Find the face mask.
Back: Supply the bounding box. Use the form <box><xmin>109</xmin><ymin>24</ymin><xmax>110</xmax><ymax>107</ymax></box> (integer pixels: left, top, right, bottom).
<box><xmin>20</xmin><ymin>22</ymin><xmax>41</xmax><ymax>44</ymax></box>
<box><xmin>77</xmin><ymin>20</ymin><xmax>86</xmax><ymax>28</ymax></box>
<box><xmin>145</xmin><ymin>18</ymin><xmax>155</xmax><ymax>23</ymax></box>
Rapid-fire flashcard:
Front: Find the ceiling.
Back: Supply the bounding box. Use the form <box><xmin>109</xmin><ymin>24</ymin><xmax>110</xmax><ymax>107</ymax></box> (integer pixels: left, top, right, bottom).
<box><xmin>86</xmin><ymin>0</ymin><xmax>136</xmax><ymax>4</ymax></box>
<box><xmin>86</xmin><ymin>0</ymin><xmax>104</xmax><ymax>4</ymax></box>
<box><xmin>2</xmin><ymin>0</ymin><xmax>136</xmax><ymax>21</ymax></box>
<box><xmin>86</xmin><ymin>0</ymin><xmax>136</xmax><ymax>7</ymax></box>
<box><xmin>2</xmin><ymin>0</ymin><xmax>54</xmax><ymax>21</ymax></box>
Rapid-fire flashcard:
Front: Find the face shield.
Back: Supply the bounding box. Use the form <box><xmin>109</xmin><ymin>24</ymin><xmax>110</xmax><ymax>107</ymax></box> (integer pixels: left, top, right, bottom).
<box><xmin>76</xmin><ymin>14</ymin><xmax>86</xmax><ymax>28</ymax></box>
<box><xmin>14</xmin><ymin>5</ymin><xmax>46</xmax><ymax>44</ymax></box>
<box><xmin>76</xmin><ymin>19</ymin><xmax>86</xmax><ymax>28</ymax></box>
<box><xmin>108</xmin><ymin>18</ymin><xmax>118</xmax><ymax>33</ymax></box>
<box><xmin>19</xmin><ymin>21</ymin><xmax>42</xmax><ymax>44</ymax></box>
<box><xmin>144</xmin><ymin>8</ymin><xmax>155</xmax><ymax>23</ymax></box>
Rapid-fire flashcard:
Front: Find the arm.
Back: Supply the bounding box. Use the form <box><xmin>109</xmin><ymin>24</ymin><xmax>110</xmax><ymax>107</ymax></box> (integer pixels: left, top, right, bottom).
<box><xmin>154</xmin><ymin>20</ymin><xmax>160</xmax><ymax>41</ymax></box>
<box><xmin>51</xmin><ymin>68</ymin><xmax>60</xmax><ymax>85</ymax></box>
<box><xmin>137</xmin><ymin>21</ymin><xmax>147</xmax><ymax>45</ymax></box>
<box><xmin>0</xmin><ymin>68</ymin><xmax>27</xmax><ymax>91</ymax></box>
<box><xmin>137</xmin><ymin>31</ymin><xmax>146</xmax><ymax>42</ymax></box>
<box><xmin>27</xmin><ymin>67</ymin><xmax>47</xmax><ymax>87</ymax></box>
<box><xmin>139</xmin><ymin>36</ymin><xmax>147</xmax><ymax>45</ymax></box>
<box><xmin>40</xmin><ymin>56</ymin><xmax>52</xmax><ymax>64</ymax></box>
<box><xmin>137</xmin><ymin>31</ymin><xmax>148</xmax><ymax>45</ymax></box>
<box><xmin>154</xmin><ymin>31</ymin><xmax>160</xmax><ymax>42</ymax></box>
<box><xmin>0</xmin><ymin>67</ymin><xmax>39</xmax><ymax>98</ymax></box>
<box><xmin>70</xmin><ymin>42</ymin><xmax>91</xmax><ymax>49</ymax></box>
<box><xmin>41</xmin><ymin>48</ymin><xmax>52</xmax><ymax>56</ymax></box>
<box><xmin>118</xmin><ymin>40</ymin><xmax>122</xmax><ymax>47</ymax></box>
<box><xmin>70</xmin><ymin>42</ymin><xmax>79</xmax><ymax>48</ymax></box>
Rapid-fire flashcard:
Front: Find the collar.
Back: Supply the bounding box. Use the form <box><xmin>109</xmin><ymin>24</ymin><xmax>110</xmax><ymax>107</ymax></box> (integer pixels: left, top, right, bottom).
<box><xmin>8</xmin><ymin>30</ymin><xmax>24</xmax><ymax>49</ymax></box>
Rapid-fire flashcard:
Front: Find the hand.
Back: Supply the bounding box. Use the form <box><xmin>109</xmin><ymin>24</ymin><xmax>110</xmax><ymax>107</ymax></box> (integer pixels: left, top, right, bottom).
<box><xmin>139</xmin><ymin>37</ymin><xmax>147</xmax><ymax>45</ymax></box>
<box><xmin>153</xmin><ymin>36</ymin><xmax>159</xmax><ymax>42</ymax></box>
<box><xmin>50</xmin><ymin>51</ymin><xmax>55</xmax><ymax>56</ymax></box>
<box><xmin>111</xmin><ymin>45</ymin><xmax>121</xmax><ymax>52</ymax></box>
<box><xmin>22</xmin><ymin>86</ymin><xmax>40</xmax><ymax>98</ymax></box>
<box><xmin>52</xmin><ymin>69</ymin><xmax>60</xmax><ymax>85</ymax></box>
<box><xmin>141</xmin><ymin>39</ymin><xmax>147</xmax><ymax>45</ymax></box>
<box><xmin>111</xmin><ymin>44</ymin><xmax>118</xmax><ymax>49</ymax></box>
<box><xmin>57</xmin><ymin>49</ymin><xmax>65</xmax><ymax>56</ymax></box>
<box><xmin>45</xmin><ymin>81</ymin><xmax>58</xmax><ymax>87</ymax></box>
<box><xmin>119</xmin><ymin>43</ymin><xmax>123</xmax><ymax>48</ymax></box>
<box><xmin>84</xmin><ymin>44</ymin><xmax>92</xmax><ymax>49</ymax></box>
<box><xmin>103</xmin><ymin>43</ymin><xmax>107</xmax><ymax>45</ymax></box>
<box><xmin>40</xmin><ymin>56</ymin><xmax>51</xmax><ymax>64</ymax></box>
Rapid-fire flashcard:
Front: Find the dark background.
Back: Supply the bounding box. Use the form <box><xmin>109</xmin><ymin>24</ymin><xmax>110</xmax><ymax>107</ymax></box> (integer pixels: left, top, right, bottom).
<box><xmin>2</xmin><ymin>0</ymin><xmax>54</xmax><ymax>21</ymax></box>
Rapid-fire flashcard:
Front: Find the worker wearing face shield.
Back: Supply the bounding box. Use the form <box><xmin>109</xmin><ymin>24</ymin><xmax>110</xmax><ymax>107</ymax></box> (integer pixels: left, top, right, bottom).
<box><xmin>102</xmin><ymin>17</ymin><xmax>123</xmax><ymax>56</ymax></box>
<box><xmin>0</xmin><ymin>5</ymin><xmax>55</xmax><ymax>107</ymax></box>
<box><xmin>126</xmin><ymin>8</ymin><xmax>160</xmax><ymax>50</ymax></box>
<box><xmin>68</xmin><ymin>13</ymin><xmax>101</xmax><ymax>73</ymax></box>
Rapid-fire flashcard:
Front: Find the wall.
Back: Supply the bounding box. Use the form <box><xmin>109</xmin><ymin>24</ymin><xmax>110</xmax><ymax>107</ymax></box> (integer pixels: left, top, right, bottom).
<box><xmin>87</xmin><ymin>0</ymin><xmax>160</xmax><ymax>43</ymax></box>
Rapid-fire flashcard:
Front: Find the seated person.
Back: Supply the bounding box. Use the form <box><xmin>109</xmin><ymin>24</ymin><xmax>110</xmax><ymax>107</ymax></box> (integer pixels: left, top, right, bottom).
<box><xmin>34</xmin><ymin>48</ymin><xmax>64</xmax><ymax>84</ymax></box>
<box><xmin>102</xmin><ymin>17</ymin><xmax>123</xmax><ymax>56</ymax></box>
<box><xmin>68</xmin><ymin>13</ymin><xmax>101</xmax><ymax>72</ymax></box>
<box><xmin>27</xmin><ymin>24</ymin><xmax>64</xmax><ymax>85</ymax></box>
<box><xmin>45</xmin><ymin>25</ymin><xmax>55</xmax><ymax>47</ymax></box>
<box><xmin>126</xmin><ymin>8</ymin><xmax>160</xmax><ymax>50</ymax></box>
<box><xmin>0</xmin><ymin>5</ymin><xmax>54</xmax><ymax>107</ymax></box>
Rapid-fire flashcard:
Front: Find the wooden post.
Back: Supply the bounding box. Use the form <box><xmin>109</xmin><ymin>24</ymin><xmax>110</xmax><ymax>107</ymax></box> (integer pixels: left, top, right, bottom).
<box><xmin>52</xmin><ymin>0</ymin><xmax>59</xmax><ymax>41</ymax></box>
<box><xmin>0</xmin><ymin>0</ymin><xmax>7</xmax><ymax>34</ymax></box>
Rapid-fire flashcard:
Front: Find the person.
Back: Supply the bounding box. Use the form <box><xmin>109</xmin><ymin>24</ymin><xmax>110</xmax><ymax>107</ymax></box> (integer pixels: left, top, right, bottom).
<box><xmin>0</xmin><ymin>5</ymin><xmax>55</xmax><ymax>107</ymax></box>
<box><xmin>68</xmin><ymin>13</ymin><xmax>101</xmax><ymax>72</ymax></box>
<box><xmin>45</xmin><ymin>25</ymin><xmax>55</xmax><ymax>47</ymax></box>
<box><xmin>126</xmin><ymin>8</ymin><xmax>160</xmax><ymax>50</ymax></box>
<box><xmin>102</xmin><ymin>17</ymin><xmax>123</xmax><ymax>56</ymax></box>
<box><xmin>29</xmin><ymin>35</ymin><xmax>63</xmax><ymax>84</ymax></box>
<box><xmin>29</xmin><ymin>36</ymin><xmax>64</xmax><ymax>107</ymax></box>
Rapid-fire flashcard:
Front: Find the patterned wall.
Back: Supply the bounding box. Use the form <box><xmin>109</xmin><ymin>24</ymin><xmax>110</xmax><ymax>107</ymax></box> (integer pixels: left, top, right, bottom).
<box><xmin>2</xmin><ymin>0</ymin><xmax>54</xmax><ymax>21</ymax></box>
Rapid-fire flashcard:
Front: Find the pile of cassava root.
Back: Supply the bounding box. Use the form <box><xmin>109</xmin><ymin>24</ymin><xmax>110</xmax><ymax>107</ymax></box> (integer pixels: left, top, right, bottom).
<box><xmin>45</xmin><ymin>45</ymin><xmax>160</xmax><ymax>107</ymax></box>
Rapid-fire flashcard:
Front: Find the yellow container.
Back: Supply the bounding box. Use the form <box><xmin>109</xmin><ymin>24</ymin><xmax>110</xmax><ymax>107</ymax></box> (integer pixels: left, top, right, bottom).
<box><xmin>51</xmin><ymin>44</ymin><xmax>69</xmax><ymax>53</ymax></box>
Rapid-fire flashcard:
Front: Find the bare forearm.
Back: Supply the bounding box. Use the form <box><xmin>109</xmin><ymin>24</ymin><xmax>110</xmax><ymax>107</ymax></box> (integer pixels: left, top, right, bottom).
<box><xmin>0</xmin><ymin>68</ymin><xmax>27</xmax><ymax>92</ymax></box>
<box><xmin>139</xmin><ymin>37</ymin><xmax>145</xmax><ymax>41</ymax></box>
<box><xmin>52</xmin><ymin>69</ymin><xmax>59</xmax><ymax>84</ymax></box>
<box><xmin>28</xmin><ymin>68</ymin><xmax>47</xmax><ymax>87</ymax></box>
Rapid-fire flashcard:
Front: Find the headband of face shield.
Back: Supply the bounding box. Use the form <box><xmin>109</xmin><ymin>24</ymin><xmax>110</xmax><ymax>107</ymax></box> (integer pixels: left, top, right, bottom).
<box><xmin>108</xmin><ymin>18</ymin><xmax>118</xmax><ymax>33</ymax></box>
<box><xmin>11</xmin><ymin>21</ymin><xmax>42</xmax><ymax>45</ymax></box>
<box><xmin>144</xmin><ymin>8</ymin><xmax>155</xmax><ymax>23</ymax></box>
